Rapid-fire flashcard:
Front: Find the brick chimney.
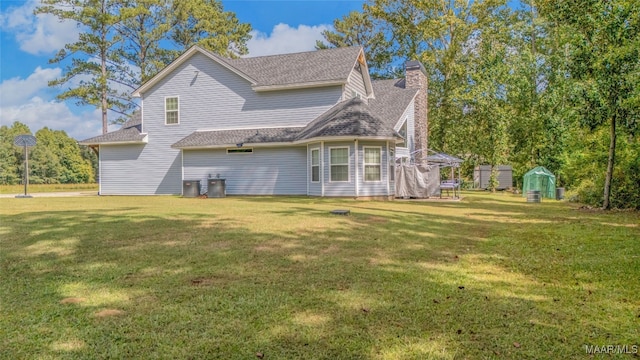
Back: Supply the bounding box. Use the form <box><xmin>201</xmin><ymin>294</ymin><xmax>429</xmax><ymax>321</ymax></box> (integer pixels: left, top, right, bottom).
<box><xmin>405</xmin><ymin>60</ymin><xmax>428</xmax><ymax>164</ymax></box>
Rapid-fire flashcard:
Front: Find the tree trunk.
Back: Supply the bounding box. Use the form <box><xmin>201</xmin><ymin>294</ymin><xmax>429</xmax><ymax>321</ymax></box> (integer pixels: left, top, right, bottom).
<box><xmin>602</xmin><ymin>116</ymin><xmax>616</xmax><ymax>210</ymax></box>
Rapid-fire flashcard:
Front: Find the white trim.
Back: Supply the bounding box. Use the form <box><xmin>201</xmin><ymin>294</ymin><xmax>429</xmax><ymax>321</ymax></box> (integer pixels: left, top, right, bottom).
<box><xmin>181</xmin><ymin>150</ymin><xmax>184</xmax><ymax>194</ymax></box>
<box><xmin>80</xmin><ymin>135</ymin><xmax>149</xmax><ymax>146</ymax></box>
<box><xmin>98</xmin><ymin>144</ymin><xmax>102</xmax><ymax>195</ymax></box>
<box><xmin>252</xmin><ymin>79</ymin><xmax>346</xmax><ymax>92</ymax></box>
<box><xmin>132</xmin><ymin>46</ymin><xmax>256</xmax><ymax>97</ymax></box>
<box><xmin>164</xmin><ymin>96</ymin><xmax>179</xmax><ymax>125</ymax></box>
<box><xmin>306</xmin><ymin>144</ymin><xmax>309</xmax><ymax>195</ymax></box>
<box><xmin>363</xmin><ymin>146</ymin><xmax>382</xmax><ymax>182</ymax></box>
<box><xmin>310</xmin><ymin>148</ymin><xmax>320</xmax><ymax>183</ymax></box>
<box><xmin>173</xmin><ymin>141</ymin><xmax>292</xmax><ymax>150</ymax></box>
<box><xmin>355</xmin><ymin>140</ymin><xmax>359</xmax><ymax>196</ymax></box>
<box><xmin>386</xmin><ymin>141</ymin><xmax>391</xmax><ymax>196</ymax></box>
<box><xmin>351</xmin><ymin>48</ymin><xmax>375</xmax><ymax>99</ymax></box>
<box><xmin>328</xmin><ymin>146</ymin><xmax>350</xmax><ymax>183</ymax></box>
<box><xmin>320</xmin><ymin>141</ymin><xmax>325</xmax><ymax>196</ymax></box>
<box><xmin>194</xmin><ymin>125</ymin><xmax>304</xmax><ymax>132</ymax></box>
<box><xmin>140</xmin><ymin>99</ymin><xmax>144</xmax><ymax>133</ymax></box>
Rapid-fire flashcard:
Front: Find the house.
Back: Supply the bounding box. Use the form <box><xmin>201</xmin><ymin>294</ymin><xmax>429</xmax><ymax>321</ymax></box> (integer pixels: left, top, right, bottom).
<box><xmin>80</xmin><ymin>46</ymin><xmax>428</xmax><ymax>198</ymax></box>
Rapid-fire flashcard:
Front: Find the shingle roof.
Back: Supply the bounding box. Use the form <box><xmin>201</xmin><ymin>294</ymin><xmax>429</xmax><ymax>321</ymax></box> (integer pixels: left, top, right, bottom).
<box><xmin>368</xmin><ymin>79</ymin><xmax>418</xmax><ymax>128</ymax></box>
<box><xmin>78</xmin><ymin>111</ymin><xmax>146</xmax><ymax>145</ymax></box>
<box><xmin>296</xmin><ymin>98</ymin><xmax>397</xmax><ymax>140</ymax></box>
<box><xmin>172</xmin><ymin>127</ymin><xmax>303</xmax><ymax>148</ymax></box>
<box><xmin>224</xmin><ymin>46</ymin><xmax>362</xmax><ymax>87</ymax></box>
<box><xmin>172</xmin><ymin>98</ymin><xmax>400</xmax><ymax>149</ymax></box>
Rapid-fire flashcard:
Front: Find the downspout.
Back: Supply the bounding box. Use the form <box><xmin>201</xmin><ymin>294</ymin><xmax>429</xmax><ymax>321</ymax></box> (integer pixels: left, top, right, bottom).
<box><xmin>354</xmin><ymin>140</ymin><xmax>359</xmax><ymax>198</ymax></box>
<box><xmin>306</xmin><ymin>144</ymin><xmax>309</xmax><ymax>196</ymax></box>
<box><xmin>181</xmin><ymin>150</ymin><xmax>184</xmax><ymax>196</ymax></box>
<box><xmin>386</xmin><ymin>141</ymin><xmax>390</xmax><ymax>197</ymax></box>
<box><xmin>321</xmin><ymin>141</ymin><xmax>325</xmax><ymax>197</ymax></box>
<box><xmin>98</xmin><ymin>144</ymin><xmax>102</xmax><ymax>195</ymax></box>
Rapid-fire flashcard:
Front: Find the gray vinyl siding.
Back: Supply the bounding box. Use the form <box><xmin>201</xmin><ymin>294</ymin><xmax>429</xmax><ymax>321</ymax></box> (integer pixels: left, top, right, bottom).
<box><xmin>183</xmin><ymin>146</ymin><xmax>307</xmax><ymax>195</ymax></box>
<box><xmin>395</xmin><ymin>99</ymin><xmax>415</xmax><ymax>154</ymax></box>
<box><xmin>344</xmin><ymin>66</ymin><xmax>367</xmax><ymax>102</ymax></box>
<box><xmin>307</xmin><ymin>143</ymin><xmax>322</xmax><ymax>196</ymax></box>
<box><xmin>103</xmin><ymin>52</ymin><xmax>343</xmax><ymax>195</ymax></box>
<box><xmin>358</xmin><ymin>141</ymin><xmax>391</xmax><ymax>197</ymax></box>
<box><xmin>323</xmin><ymin>142</ymin><xmax>356</xmax><ymax>197</ymax></box>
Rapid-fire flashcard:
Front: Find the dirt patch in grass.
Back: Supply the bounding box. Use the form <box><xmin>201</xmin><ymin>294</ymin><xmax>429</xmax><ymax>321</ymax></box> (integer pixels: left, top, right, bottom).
<box><xmin>60</xmin><ymin>297</ymin><xmax>86</xmax><ymax>304</ymax></box>
<box><xmin>94</xmin><ymin>309</ymin><xmax>125</xmax><ymax>318</ymax></box>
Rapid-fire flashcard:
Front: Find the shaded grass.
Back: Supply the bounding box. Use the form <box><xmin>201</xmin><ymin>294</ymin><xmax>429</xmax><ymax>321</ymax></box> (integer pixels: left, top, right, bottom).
<box><xmin>0</xmin><ymin>183</ymin><xmax>98</xmax><ymax>194</ymax></box>
<box><xmin>0</xmin><ymin>193</ymin><xmax>638</xmax><ymax>359</ymax></box>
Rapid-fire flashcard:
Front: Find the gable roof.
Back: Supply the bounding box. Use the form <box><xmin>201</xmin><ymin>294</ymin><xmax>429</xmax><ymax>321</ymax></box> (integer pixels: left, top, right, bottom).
<box><xmin>368</xmin><ymin>79</ymin><xmax>418</xmax><ymax>128</ymax></box>
<box><xmin>133</xmin><ymin>45</ymin><xmax>368</xmax><ymax>96</ymax></box>
<box><xmin>226</xmin><ymin>46</ymin><xmax>365</xmax><ymax>91</ymax></box>
<box><xmin>79</xmin><ymin>111</ymin><xmax>147</xmax><ymax>146</ymax></box>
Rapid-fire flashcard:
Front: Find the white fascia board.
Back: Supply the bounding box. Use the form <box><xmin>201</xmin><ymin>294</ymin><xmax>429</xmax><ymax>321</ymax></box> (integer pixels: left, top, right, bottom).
<box><xmin>173</xmin><ymin>142</ymin><xmax>294</xmax><ymax>150</ymax></box>
<box><xmin>132</xmin><ymin>46</ymin><xmax>256</xmax><ymax>97</ymax></box>
<box><xmin>294</xmin><ymin>135</ymin><xmax>398</xmax><ymax>145</ymax></box>
<box><xmin>352</xmin><ymin>48</ymin><xmax>375</xmax><ymax>99</ymax></box>
<box><xmin>252</xmin><ymin>80</ymin><xmax>346</xmax><ymax>92</ymax></box>
<box><xmin>393</xmin><ymin>91</ymin><xmax>419</xmax><ymax>130</ymax></box>
<box><xmin>80</xmin><ymin>134</ymin><xmax>149</xmax><ymax>146</ymax></box>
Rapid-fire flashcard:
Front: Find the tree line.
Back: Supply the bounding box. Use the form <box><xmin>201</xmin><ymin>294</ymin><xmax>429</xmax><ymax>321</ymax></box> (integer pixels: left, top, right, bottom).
<box><xmin>318</xmin><ymin>0</ymin><xmax>639</xmax><ymax>209</ymax></box>
<box><xmin>0</xmin><ymin>122</ymin><xmax>96</xmax><ymax>185</ymax></box>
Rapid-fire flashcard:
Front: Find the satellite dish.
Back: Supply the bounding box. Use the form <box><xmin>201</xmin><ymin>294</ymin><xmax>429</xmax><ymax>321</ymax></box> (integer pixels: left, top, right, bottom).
<box><xmin>13</xmin><ymin>134</ymin><xmax>37</xmax><ymax>147</ymax></box>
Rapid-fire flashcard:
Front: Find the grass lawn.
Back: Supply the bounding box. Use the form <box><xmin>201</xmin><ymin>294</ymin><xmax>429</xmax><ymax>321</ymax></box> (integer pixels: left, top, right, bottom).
<box><xmin>0</xmin><ymin>183</ymin><xmax>98</xmax><ymax>194</ymax></box>
<box><xmin>1</xmin><ymin>193</ymin><xmax>638</xmax><ymax>359</ymax></box>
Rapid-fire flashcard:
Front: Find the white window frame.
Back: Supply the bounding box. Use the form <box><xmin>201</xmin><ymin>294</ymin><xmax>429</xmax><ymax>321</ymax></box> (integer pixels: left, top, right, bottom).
<box><xmin>329</xmin><ymin>146</ymin><xmax>350</xmax><ymax>183</ymax></box>
<box><xmin>389</xmin><ymin>146</ymin><xmax>395</xmax><ymax>182</ymax></box>
<box><xmin>310</xmin><ymin>148</ymin><xmax>320</xmax><ymax>183</ymax></box>
<box><xmin>363</xmin><ymin>146</ymin><xmax>382</xmax><ymax>182</ymax></box>
<box><xmin>165</xmin><ymin>96</ymin><xmax>179</xmax><ymax>125</ymax></box>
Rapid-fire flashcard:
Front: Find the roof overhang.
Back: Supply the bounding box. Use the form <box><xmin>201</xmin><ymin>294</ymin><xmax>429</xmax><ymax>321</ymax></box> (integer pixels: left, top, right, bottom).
<box><xmin>252</xmin><ymin>79</ymin><xmax>346</xmax><ymax>92</ymax></box>
<box><xmin>79</xmin><ymin>134</ymin><xmax>148</xmax><ymax>146</ymax></box>
<box><xmin>132</xmin><ymin>46</ymin><xmax>256</xmax><ymax>97</ymax></box>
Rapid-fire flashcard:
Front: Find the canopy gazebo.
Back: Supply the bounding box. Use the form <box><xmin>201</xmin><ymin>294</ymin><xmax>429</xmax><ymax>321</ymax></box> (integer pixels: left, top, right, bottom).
<box><xmin>425</xmin><ymin>150</ymin><xmax>464</xmax><ymax>199</ymax></box>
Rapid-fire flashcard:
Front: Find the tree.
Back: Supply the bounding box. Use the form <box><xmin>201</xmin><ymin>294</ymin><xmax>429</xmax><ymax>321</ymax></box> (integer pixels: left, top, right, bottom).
<box><xmin>36</xmin><ymin>0</ymin><xmax>135</xmax><ymax>134</ymax></box>
<box><xmin>317</xmin><ymin>11</ymin><xmax>393</xmax><ymax>77</ymax></box>
<box><xmin>0</xmin><ymin>122</ymin><xmax>32</xmax><ymax>185</ymax></box>
<box><xmin>538</xmin><ymin>0</ymin><xmax>640</xmax><ymax>209</ymax></box>
<box><xmin>170</xmin><ymin>0</ymin><xmax>251</xmax><ymax>58</ymax></box>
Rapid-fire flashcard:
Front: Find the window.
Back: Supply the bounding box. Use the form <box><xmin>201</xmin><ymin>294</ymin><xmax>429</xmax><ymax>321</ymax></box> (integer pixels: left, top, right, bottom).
<box><xmin>364</xmin><ymin>147</ymin><xmax>381</xmax><ymax>182</ymax></box>
<box><xmin>330</xmin><ymin>147</ymin><xmax>349</xmax><ymax>182</ymax></box>
<box><xmin>226</xmin><ymin>148</ymin><xmax>253</xmax><ymax>154</ymax></box>
<box><xmin>389</xmin><ymin>147</ymin><xmax>395</xmax><ymax>181</ymax></box>
<box><xmin>311</xmin><ymin>149</ymin><xmax>320</xmax><ymax>182</ymax></box>
<box><xmin>165</xmin><ymin>97</ymin><xmax>179</xmax><ymax>125</ymax></box>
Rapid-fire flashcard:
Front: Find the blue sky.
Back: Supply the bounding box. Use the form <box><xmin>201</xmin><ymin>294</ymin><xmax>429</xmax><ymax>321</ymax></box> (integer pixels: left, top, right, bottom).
<box><xmin>0</xmin><ymin>0</ymin><xmax>364</xmax><ymax>140</ymax></box>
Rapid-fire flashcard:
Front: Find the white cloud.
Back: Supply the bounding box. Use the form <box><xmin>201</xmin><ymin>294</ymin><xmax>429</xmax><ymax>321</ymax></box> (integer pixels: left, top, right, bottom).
<box><xmin>0</xmin><ymin>66</ymin><xmax>114</xmax><ymax>140</ymax></box>
<box><xmin>0</xmin><ymin>67</ymin><xmax>61</xmax><ymax>106</ymax></box>
<box><xmin>1</xmin><ymin>96</ymin><xmax>104</xmax><ymax>140</ymax></box>
<box><xmin>0</xmin><ymin>0</ymin><xmax>79</xmax><ymax>55</ymax></box>
<box><xmin>246</xmin><ymin>23</ymin><xmax>332</xmax><ymax>57</ymax></box>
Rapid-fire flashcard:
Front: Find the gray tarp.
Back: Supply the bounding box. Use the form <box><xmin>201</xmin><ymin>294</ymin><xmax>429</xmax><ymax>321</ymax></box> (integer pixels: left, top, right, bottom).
<box><xmin>395</xmin><ymin>164</ymin><xmax>440</xmax><ymax>198</ymax></box>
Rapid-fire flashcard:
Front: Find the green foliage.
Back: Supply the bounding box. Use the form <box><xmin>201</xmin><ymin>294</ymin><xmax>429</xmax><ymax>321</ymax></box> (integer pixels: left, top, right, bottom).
<box><xmin>0</xmin><ymin>122</ymin><xmax>95</xmax><ymax>185</ymax></box>
<box><xmin>322</xmin><ymin>0</ymin><xmax>639</xmax><ymax>208</ymax></box>
<box><xmin>36</xmin><ymin>0</ymin><xmax>251</xmax><ymax>129</ymax></box>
